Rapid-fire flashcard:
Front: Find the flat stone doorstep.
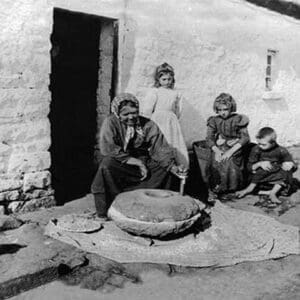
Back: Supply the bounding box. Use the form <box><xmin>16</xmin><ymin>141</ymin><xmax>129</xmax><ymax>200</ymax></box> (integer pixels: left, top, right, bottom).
<box><xmin>0</xmin><ymin>262</ymin><xmax>78</xmax><ymax>299</ymax></box>
<box><xmin>15</xmin><ymin>194</ymin><xmax>95</xmax><ymax>225</ymax></box>
<box><xmin>0</xmin><ymin>229</ymin><xmax>87</xmax><ymax>299</ymax></box>
<box><xmin>0</xmin><ymin>194</ymin><xmax>98</xmax><ymax>299</ymax></box>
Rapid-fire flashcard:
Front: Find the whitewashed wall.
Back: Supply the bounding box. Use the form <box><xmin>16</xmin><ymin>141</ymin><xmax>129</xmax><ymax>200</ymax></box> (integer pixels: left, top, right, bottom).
<box><xmin>0</xmin><ymin>0</ymin><xmax>125</xmax><ymax>213</ymax></box>
<box><xmin>122</xmin><ymin>0</ymin><xmax>300</xmax><ymax>147</ymax></box>
<box><xmin>1</xmin><ymin>0</ymin><xmax>300</xmax><ymax>212</ymax></box>
<box><xmin>0</xmin><ymin>0</ymin><xmax>54</xmax><ymax>213</ymax></box>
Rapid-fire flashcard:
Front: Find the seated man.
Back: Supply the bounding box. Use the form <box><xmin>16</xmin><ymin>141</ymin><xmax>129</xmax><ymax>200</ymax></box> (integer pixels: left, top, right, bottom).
<box><xmin>236</xmin><ymin>127</ymin><xmax>296</xmax><ymax>203</ymax></box>
<box><xmin>91</xmin><ymin>93</ymin><xmax>186</xmax><ymax>218</ymax></box>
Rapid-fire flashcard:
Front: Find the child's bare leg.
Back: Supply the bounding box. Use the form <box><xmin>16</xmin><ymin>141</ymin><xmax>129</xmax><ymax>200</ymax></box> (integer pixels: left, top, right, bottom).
<box><xmin>269</xmin><ymin>184</ymin><xmax>282</xmax><ymax>204</ymax></box>
<box><xmin>236</xmin><ymin>183</ymin><xmax>257</xmax><ymax>198</ymax></box>
<box><xmin>258</xmin><ymin>190</ymin><xmax>271</xmax><ymax>195</ymax></box>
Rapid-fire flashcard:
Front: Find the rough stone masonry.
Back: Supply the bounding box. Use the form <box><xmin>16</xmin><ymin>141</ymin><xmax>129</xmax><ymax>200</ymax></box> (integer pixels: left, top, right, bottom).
<box><xmin>2</xmin><ymin>0</ymin><xmax>300</xmax><ymax>214</ymax></box>
<box><xmin>0</xmin><ymin>0</ymin><xmax>54</xmax><ymax>214</ymax></box>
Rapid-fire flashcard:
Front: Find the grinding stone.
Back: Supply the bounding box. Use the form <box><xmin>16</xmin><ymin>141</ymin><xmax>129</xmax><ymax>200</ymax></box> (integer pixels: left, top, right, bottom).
<box><xmin>108</xmin><ymin>189</ymin><xmax>203</xmax><ymax>238</ymax></box>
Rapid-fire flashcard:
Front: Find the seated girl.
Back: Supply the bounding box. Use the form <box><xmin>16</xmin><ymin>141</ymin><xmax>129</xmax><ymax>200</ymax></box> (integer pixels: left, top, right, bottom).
<box><xmin>236</xmin><ymin>127</ymin><xmax>296</xmax><ymax>203</ymax></box>
<box><xmin>91</xmin><ymin>93</ymin><xmax>184</xmax><ymax>218</ymax></box>
<box><xmin>206</xmin><ymin>93</ymin><xmax>250</xmax><ymax>197</ymax></box>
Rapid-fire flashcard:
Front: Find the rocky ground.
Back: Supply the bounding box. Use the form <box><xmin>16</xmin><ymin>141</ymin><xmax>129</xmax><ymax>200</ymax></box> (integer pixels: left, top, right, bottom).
<box><xmin>1</xmin><ymin>162</ymin><xmax>300</xmax><ymax>299</ymax></box>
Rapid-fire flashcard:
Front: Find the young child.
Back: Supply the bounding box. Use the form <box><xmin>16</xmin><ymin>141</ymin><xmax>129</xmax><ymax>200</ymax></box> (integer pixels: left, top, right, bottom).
<box><xmin>141</xmin><ymin>62</ymin><xmax>189</xmax><ymax>170</ymax></box>
<box><xmin>236</xmin><ymin>127</ymin><xmax>295</xmax><ymax>203</ymax></box>
<box><xmin>206</xmin><ymin>93</ymin><xmax>250</xmax><ymax>196</ymax></box>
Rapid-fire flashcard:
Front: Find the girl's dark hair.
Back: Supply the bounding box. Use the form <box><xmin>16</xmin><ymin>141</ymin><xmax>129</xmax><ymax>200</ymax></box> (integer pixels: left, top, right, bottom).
<box><xmin>154</xmin><ymin>63</ymin><xmax>175</xmax><ymax>88</ymax></box>
<box><xmin>213</xmin><ymin>93</ymin><xmax>237</xmax><ymax>113</ymax></box>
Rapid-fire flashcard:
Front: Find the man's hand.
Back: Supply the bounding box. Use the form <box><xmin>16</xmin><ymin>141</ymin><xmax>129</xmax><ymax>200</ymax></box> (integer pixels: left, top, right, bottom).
<box><xmin>282</xmin><ymin>161</ymin><xmax>294</xmax><ymax>171</ymax></box>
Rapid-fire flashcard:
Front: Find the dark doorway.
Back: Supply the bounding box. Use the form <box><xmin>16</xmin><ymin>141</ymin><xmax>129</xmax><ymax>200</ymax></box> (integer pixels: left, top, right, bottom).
<box><xmin>49</xmin><ymin>8</ymin><xmax>116</xmax><ymax>205</ymax></box>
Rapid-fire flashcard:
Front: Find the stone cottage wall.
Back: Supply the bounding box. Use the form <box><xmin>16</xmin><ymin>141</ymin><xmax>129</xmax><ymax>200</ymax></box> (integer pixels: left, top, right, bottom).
<box><xmin>122</xmin><ymin>0</ymin><xmax>300</xmax><ymax>148</ymax></box>
<box><xmin>0</xmin><ymin>0</ymin><xmax>122</xmax><ymax>214</ymax></box>
<box><xmin>1</xmin><ymin>0</ymin><xmax>300</xmax><ymax>213</ymax></box>
<box><xmin>0</xmin><ymin>0</ymin><xmax>54</xmax><ymax>214</ymax></box>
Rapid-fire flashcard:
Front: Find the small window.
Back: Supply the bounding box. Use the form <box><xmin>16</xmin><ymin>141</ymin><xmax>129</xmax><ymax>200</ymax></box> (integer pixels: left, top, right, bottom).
<box><xmin>265</xmin><ymin>49</ymin><xmax>277</xmax><ymax>91</ymax></box>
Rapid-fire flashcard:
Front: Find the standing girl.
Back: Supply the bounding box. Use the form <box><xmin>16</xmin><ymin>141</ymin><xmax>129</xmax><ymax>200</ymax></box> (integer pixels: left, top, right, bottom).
<box><xmin>206</xmin><ymin>93</ymin><xmax>250</xmax><ymax>196</ymax></box>
<box><xmin>141</xmin><ymin>63</ymin><xmax>189</xmax><ymax>169</ymax></box>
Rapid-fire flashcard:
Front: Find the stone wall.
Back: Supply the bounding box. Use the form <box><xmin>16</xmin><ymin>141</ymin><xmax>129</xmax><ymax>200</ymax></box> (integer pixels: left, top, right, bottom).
<box><xmin>1</xmin><ymin>0</ymin><xmax>300</xmax><ymax>213</ymax></box>
<box><xmin>122</xmin><ymin>0</ymin><xmax>300</xmax><ymax>148</ymax></box>
<box><xmin>0</xmin><ymin>0</ymin><xmax>55</xmax><ymax>214</ymax></box>
<box><xmin>0</xmin><ymin>0</ymin><xmax>122</xmax><ymax>214</ymax></box>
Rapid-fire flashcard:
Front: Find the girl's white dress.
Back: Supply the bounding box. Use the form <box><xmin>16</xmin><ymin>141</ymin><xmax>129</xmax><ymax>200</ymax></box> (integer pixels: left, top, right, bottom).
<box><xmin>141</xmin><ymin>87</ymin><xmax>189</xmax><ymax>169</ymax></box>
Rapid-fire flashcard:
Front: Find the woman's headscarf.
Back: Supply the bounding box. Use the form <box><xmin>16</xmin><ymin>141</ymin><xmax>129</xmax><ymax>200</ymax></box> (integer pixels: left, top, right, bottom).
<box><xmin>111</xmin><ymin>93</ymin><xmax>144</xmax><ymax>151</ymax></box>
<box><xmin>154</xmin><ymin>62</ymin><xmax>175</xmax><ymax>88</ymax></box>
<box><xmin>111</xmin><ymin>93</ymin><xmax>140</xmax><ymax>117</ymax></box>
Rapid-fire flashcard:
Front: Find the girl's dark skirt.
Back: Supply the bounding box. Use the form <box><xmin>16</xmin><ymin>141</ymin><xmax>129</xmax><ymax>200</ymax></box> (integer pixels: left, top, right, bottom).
<box><xmin>193</xmin><ymin>141</ymin><xmax>245</xmax><ymax>194</ymax></box>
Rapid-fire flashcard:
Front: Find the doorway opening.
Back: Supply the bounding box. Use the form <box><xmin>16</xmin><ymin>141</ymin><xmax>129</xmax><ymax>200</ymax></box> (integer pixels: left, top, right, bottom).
<box><xmin>49</xmin><ymin>7</ymin><xmax>117</xmax><ymax>205</ymax></box>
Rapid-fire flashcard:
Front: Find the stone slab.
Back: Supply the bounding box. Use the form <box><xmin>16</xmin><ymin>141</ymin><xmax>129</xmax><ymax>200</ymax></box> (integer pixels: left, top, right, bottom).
<box><xmin>7</xmin><ymin>151</ymin><xmax>50</xmax><ymax>173</ymax></box>
<box><xmin>0</xmin><ymin>88</ymin><xmax>50</xmax><ymax>120</ymax></box>
<box><xmin>23</xmin><ymin>188</ymin><xmax>54</xmax><ymax>200</ymax></box>
<box><xmin>0</xmin><ymin>119</ymin><xmax>50</xmax><ymax>145</ymax></box>
<box><xmin>11</xmin><ymin>137</ymin><xmax>51</xmax><ymax>154</ymax></box>
<box><xmin>0</xmin><ymin>142</ymin><xmax>12</xmax><ymax>157</ymax></box>
<box><xmin>7</xmin><ymin>201</ymin><xmax>23</xmax><ymax>214</ymax></box>
<box><xmin>0</xmin><ymin>190</ymin><xmax>20</xmax><ymax>201</ymax></box>
<box><xmin>23</xmin><ymin>171</ymin><xmax>51</xmax><ymax>192</ymax></box>
<box><xmin>0</xmin><ymin>215</ymin><xmax>23</xmax><ymax>231</ymax></box>
<box><xmin>16</xmin><ymin>194</ymin><xmax>95</xmax><ymax>225</ymax></box>
<box><xmin>0</xmin><ymin>195</ymin><xmax>97</xmax><ymax>299</ymax></box>
<box><xmin>19</xmin><ymin>196</ymin><xmax>56</xmax><ymax>213</ymax></box>
<box><xmin>0</xmin><ymin>175</ymin><xmax>22</xmax><ymax>193</ymax></box>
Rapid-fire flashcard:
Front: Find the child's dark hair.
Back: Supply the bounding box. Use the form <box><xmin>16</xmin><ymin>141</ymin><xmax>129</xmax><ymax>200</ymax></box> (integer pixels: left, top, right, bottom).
<box><xmin>256</xmin><ymin>127</ymin><xmax>277</xmax><ymax>143</ymax></box>
<box><xmin>154</xmin><ymin>62</ymin><xmax>175</xmax><ymax>88</ymax></box>
<box><xmin>213</xmin><ymin>93</ymin><xmax>237</xmax><ymax>113</ymax></box>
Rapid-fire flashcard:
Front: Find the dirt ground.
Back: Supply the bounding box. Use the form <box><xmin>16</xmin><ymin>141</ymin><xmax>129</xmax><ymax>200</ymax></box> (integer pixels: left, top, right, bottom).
<box><xmin>9</xmin><ymin>254</ymin><xmax>300</xmax><ymax>300</ymax></box>
<box><xmin>8</xmin><ymin>192</ymin><xmax>299</xmax><ymax>300</ymax></box>
<box><xmin>7</xmin><ymin>167</ymin><xmax>300</xmax><ymax>300</ymax></box>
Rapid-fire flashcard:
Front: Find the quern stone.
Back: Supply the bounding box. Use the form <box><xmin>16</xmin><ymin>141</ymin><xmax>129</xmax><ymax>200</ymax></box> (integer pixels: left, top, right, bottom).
<box><xmin>108</xmin><ymin>189</ymin><xmax>204</xmax><ymax>238</ymax></box>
